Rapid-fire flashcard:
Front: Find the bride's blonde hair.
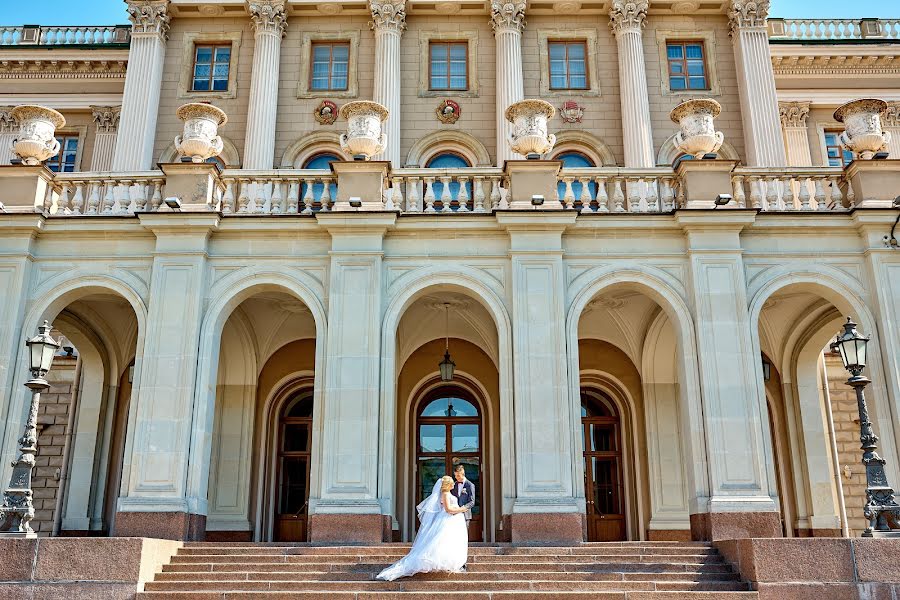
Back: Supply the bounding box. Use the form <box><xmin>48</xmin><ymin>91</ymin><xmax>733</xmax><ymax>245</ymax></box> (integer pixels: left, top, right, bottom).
<box><xmin>440</xmin><ymin>475</ymin><xmax>453</xmax><ymax>492</ymax></box>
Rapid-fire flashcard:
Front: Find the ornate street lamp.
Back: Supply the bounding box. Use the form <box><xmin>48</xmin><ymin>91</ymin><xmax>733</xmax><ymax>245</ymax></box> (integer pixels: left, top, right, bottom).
<box><xmin>0</xmin><ymin>321</ymin><xmax>60</xmax><ymax>537</ymax></box>
<box><xmin>830</xmin><ymin>317</ymin><xmax>900</xmax><ymax>537</ymax></box>
<box><xmin>438</xmin><ymin>303</ymin><xmax>455</xmax><ymax>382</ymax></box>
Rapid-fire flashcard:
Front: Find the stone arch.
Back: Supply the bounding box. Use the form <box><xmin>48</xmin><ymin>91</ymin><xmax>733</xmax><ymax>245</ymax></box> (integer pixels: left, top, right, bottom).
<box><xmin>405</xmin><ymin>130</ymin><xmax>492</xmax><ymax>167</ymax></box>
<box><xmin>158</xmin><ymin>135</ymin><xmax>241</xmax><ymax>168</ymax></box>
<box><xmin>280</xmin><ymin>131</ymin><xmax>349</xmax><ymax>168</ymax></box>
<box><xmin>656</xmin><ymin>133</ymin><xmax>740</xmax><ymax>166</ymax></box>
<box><xmin>551</xmin><ymin>130</ymin><xmax>617</xmax><ymax>166</ymax></box>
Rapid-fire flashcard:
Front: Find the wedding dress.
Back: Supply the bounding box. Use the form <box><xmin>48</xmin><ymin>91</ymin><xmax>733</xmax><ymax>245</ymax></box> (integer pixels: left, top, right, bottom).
<box><xmin>376</xmin><ymin>480</ymin><xmax>469</xmax><ymax>581</ymax></box>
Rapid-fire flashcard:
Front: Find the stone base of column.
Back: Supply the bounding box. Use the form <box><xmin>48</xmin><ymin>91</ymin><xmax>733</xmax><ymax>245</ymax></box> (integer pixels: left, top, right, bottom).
<box><xmin>113</xmin><ymin>511</ymin><xmax>206</xmax><ymax>541</ymax></box>
<box><xmin>509</xmin><ymin>512</ymin><xmax>585</xmax><ymax>545</ymax></box>
<box><xmin>845</xmin><ymin>159</ymin><xmax>900</xmax><ymax>208</ymax></box>
<box><xmin>690</xmin><ymin>511</ymin><xmax>782</xmax><ymax>541</ymax></box>
<box><xmin>308</xmin><ymin>513</ymin><xmax>390</xmax><ymax>544</ymax></box>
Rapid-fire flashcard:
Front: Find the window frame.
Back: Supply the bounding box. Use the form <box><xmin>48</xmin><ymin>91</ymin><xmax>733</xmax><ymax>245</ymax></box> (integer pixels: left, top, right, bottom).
<box><xmin>547</xmin><ymin>40</ymin><xmax>589</xmax><ymax>91</ymax></box>
<box><xmin>297</xmin><ymin>31</ymin><xmax>360</xmax><ymax>99</ymax></box>
<box><xmin>654</xmin><ymin>30</ymin><xmax>721</xmax><ymax>97</ymax></box>
<box><xmin>309</xmin><ymin>41</ymin><xmax>351</xmax><ymax>93</ymax></box>
<box><xmin>823</xmin><ymin>129</ymin><xmax>855</xmax><ymax>167</ymax></box>
<box><xmin>665</xmin><ymin>40</ymin><xmax>710</xmax><ymax>92</ymax></box>
<box><xmin>178</xmin><ymin>31</ymin><xmax>243</xmax><ymax>100</ymax></box>
<box><xmin>46</xmin><ymin>133</ymin><xmax>80</xmax><ymax>173</ymax></box>
<box><xmin>428</xmin><ymin>40</ymin><xmax>469</xmax><ymax>92</ymax></box>
<box><xmin>191</xmin><ymin>42</ymin><xmax>233</xmax><ymax>93</ymax></box>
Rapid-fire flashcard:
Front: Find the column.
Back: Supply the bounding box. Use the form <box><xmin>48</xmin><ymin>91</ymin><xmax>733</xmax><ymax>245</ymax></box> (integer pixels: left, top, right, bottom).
<box><xmin>0</xmin><ymin>107</ymin><xmax>17</xmax><ymax>165</ymax></box>
<box><xmin>491</xmin><ymin>0</ymin><xmax>525</xmax><ymax>164</ymax></box>
<box><xmin>90</xmin><ymin>106</ymin><xmax>121</xmax><ymax>172</ymax></box>
<box><xmin>609</xmin><ymin>0</ymin><xmax>655</xmax><ymax>168</ymax></box>
<box><xmin>309</xmin><ymin>213</ymin><xmax>396</xmax><ymax>544</ymax></box>
<box><xmin>243</xmin><ymin>0</ymin><xmax>287</xmax><ymax>170</ymax></box>
<box><xmin>884</xmin><ymin>102</ymin><xmax>900</xmax><ymax>159</ymax></box>
<box><xmin>677</xmin><ymin>212</ymin><xmax>782</xmax><ymax>541</ymax></box>
<box><xmin>729</xmin><ymin>0</ymin><xmax>787</xmax><ymax>167</ymax></box>
<box><xmin>114</xmin><ymin>213</ymin><xmax>218</xmax><ymax>540</ymax></box>
<box><xmin>779</xmin><ymin>101</ymin><xmax>813</xmax><ymax>167</ymax></box>
<box><xmin>370</xmin><ymin>0</ymin><xmax>405</xmax><ymax>167</ymax></box>
<box><xmin>497</xmin><ymin>212</ymin><xmax>584</xmax><ymax>544</ymax></box>
<box><xmin>112</xmin><ymin>1</ymin><xmax>169</xmax><ymax>172</ymax></box>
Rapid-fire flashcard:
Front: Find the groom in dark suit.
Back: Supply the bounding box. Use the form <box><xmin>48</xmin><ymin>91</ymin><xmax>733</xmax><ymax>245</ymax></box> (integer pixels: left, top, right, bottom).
<box><xmin>450</xmin><ymin>465</ymin><xmax>475</xmax><ymax>523</ymax></box>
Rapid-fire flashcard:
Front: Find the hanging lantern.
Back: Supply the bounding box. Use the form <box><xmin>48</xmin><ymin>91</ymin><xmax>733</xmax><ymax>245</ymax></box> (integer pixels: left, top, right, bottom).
<box><xmin>439</xmin><ymin>303</ymin><xmax>455</xmax><ymax>382</ymax></box>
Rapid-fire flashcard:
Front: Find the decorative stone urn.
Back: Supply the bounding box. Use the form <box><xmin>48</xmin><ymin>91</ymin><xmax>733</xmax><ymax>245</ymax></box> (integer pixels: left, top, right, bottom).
<box><xmin>670</xmin><ymin>98</ymin><xmax>725</xmax><ymax>159</ymax></box>
<box><xmin>833</xmin><ymin>98</ymin><xmax>892</xmax><ymax>160</ymax></box>
<box><xmin>506</xmin><ymin>99</ymin><xmax>557</xmax><ymax>158</ymax></box>
<box><xmin>339</xmin><ymin>101</ymin><xmax>389</xmax><ymax>160</ymax></box>
<box><xmin>174</xmin><ymin>103</ymin><xmax>227</xmax><ymax>163</ymax></box>
<box><xmin>11</xmin><ymin>105</ymin><xmax>66</xmax><ymax>166</ymax></box>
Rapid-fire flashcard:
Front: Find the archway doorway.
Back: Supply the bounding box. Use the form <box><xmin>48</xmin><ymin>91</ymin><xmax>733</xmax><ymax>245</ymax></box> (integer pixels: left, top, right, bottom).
<box><xmin>273</xmin><ymin>390</ymin><xmax>313</xmax><ymax>541</ymax></box>
<box><xmin>415</xmin><ymin>387</ymin><xmax>483</xmax><ymax>541</ymax></box>
<box><xmin>581</xmin><ymin>390</ymin><xmax>626</xmax><ymax>541</ymax></box>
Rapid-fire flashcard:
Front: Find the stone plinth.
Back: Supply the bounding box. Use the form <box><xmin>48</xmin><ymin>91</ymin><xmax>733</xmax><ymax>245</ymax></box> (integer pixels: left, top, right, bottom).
<box><xmin>308</xmin><ymin>513</ymin><xmax>388</xmax><ymax>544</ymax></box>
<box><xmin>509</xmin><ymin>512</ymin><xmax>584</xmax><ymax>545</ymax></box>
<box><xmin>844</xmin><ymin>159</ymin><xmax>900</xmax><ymax>208</ymax></box>
<box><xmin>329</xmin><ymin>160</ymin><xmax>390</xmax><ymax>211</ymax></box>
<box><xmin>503</xmin><ymin>160</ymin><xmax>562</xmax><ymax>210</ymax></box>
<box><xmin>691</xmin><ymin>511</ymin><xmax>782</xmax><ymax>541</ymax></box>
<box><xmin>675</xmin><ymin>159</ymin><xmax>740</xmax><ymax>209</ymax></box>
<box><xmin>113</xmin><ymin>511</ymin><xmax>206</xmax><ymax>541</ymax></box>
<box><xmin>0</xmin><ymin>165</ymin><xmax>55</xmax><ymax>213</ymax></box>
<box><xmin>159</xmin><ymin>162</ymin><xmax>222</xmax><ymax>211</ymax></box>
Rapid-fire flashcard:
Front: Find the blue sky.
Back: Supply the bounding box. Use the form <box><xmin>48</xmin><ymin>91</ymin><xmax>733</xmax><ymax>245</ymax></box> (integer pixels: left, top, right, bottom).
<box><xmin>0</xmin><ymin>0</ymin><xmax>893</xmax><ymax>26</ymax></box>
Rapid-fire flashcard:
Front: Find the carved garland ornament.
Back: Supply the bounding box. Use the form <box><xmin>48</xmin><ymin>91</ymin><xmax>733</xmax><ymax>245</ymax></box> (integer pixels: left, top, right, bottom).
<box><xmin>314</xmin><ymin>100</ymin><xmax>339</xmax><ymax>125</ymax></box>
<box><xmin>436</xmin><ymin>99</ymin><xmax>461</xmax><ymax>124</ymax></box>
<box><xmin>608</xmin><ymin>0</ymin><xmax>648</xmax><ymax>35</ymax></box>
<box><xmin>249</xmin><ymin>0</ymin><xmax>288</xmax><ymax>37</ymax></box>
<box><xmin>490</xmin><ymin>0</ymin><xmax>526</xmax><ymax>34</ymax></box>
<box><xmin>369</xmin><ymin>0</ymin><xmax>407</xmax><ymax>32</ymax></box>
<box><xmin>126</xmin><ymin>1</ymin><xmax>171</xmax><ymax>38</ymax></box>
<box><xmin>727</xmin><ymin>0</ymin><xmax>770</xmax><ymax>33</ymax></box>
<box><xmin>91</xmin><ymin>105</ymin><xmax>121</xmax><ymax>133</ymax></box>
<box><xmin>778</xmin><ymin>101</ymin><xmax>810</xmax><ymax>129</ymax></box>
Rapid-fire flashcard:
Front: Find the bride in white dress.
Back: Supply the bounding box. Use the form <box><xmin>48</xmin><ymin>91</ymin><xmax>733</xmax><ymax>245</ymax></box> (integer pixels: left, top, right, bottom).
<box><xmin>377</xmin><ymin>475</ymin><xmax>469</xmax><ymax>581</ymax></box>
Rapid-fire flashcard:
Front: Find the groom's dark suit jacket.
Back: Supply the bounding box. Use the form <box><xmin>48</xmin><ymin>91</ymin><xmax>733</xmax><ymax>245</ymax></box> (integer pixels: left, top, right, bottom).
<box><xmin>450</xmin><ymin>478</ymin><xmax>475</xmax><ymax>521</ymax></box>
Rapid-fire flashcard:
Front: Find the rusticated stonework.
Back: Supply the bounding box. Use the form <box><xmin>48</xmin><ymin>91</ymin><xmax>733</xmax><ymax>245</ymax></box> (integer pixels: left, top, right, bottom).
<box><xmin>369</xmin><ymin>0</ymin><xmax>407</xmax><ymax>33</ymax></box>
<box><xmin>608</xmin><ymin>0</ymin><xmax>648</xmax><ymax>35</ymax></box>
<box><xmin>728</xmin><ymin>0</ymin><xmax>770</xmax><ymax>32</ymax></box>
<box><xmin>249</xmin><ymin>0</ymin><xmax>288</xmax><ymax>37</ymax></box>
<box><xmin>126</xmin><ymin>0</ymin><xmax>171</xmax><ymax>38</ymax></box>
<box><xmin>490</xmin><ymin>0</ymin><xmax>526</xmax><ymax>34</ymax></box>
<box><xmin>91</xmin><ymin>106</ymin><xmax>122</xmax><ymax>133</ymax></box>
<box><xmin>779</xmin><ymin>101</ymin><xmax>810</xmax><ymax>128</ymax></box>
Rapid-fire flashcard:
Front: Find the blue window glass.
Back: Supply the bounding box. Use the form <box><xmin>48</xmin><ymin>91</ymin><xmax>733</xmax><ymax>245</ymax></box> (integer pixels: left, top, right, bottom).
<box><xmin>556</xmin><ymin>151</ymin><xmax>596</xmax><ymax>203</ymax></box>
<box><xmin>548</xmin><ymin>41</ymin><xmax>588</xmax><ymax>90</ymax></box>
<box><xmin>824</xmin><ymin>131</ymin><xmax>854</xmax><ymax>167</ymax></box>
<box><xmin>47</xmin><ymin>135</ymin><xmax>78</xmax><ymax>173</ymax></box>
<box><xmin>426</xmin><ymin>152</ymin><xmax>471</xmax><ymax>206</ymax></box>
<box><xmin>421</xmin><ymin>396</ymin><xmax>478</xmax><ymax>418</ymax></box>
<box><xmin>667</xmin><ymin>41</ymin><xmax>707</xmax><ymax>91</ymax></box>
<box><xmin>311</xmin><ymin>43</ymin><xmax>350</xmax><ymax>91</ymax></box>
<box><xmin>300</xmin><ymin>153</ymin><xmax>340</xmax><ymax>206</ymax></box>
<box><xmin>192</xmin><ymin>44</ymin><xmax>231</xmax><ymax>92</ymax></box>
<box><xmin>429</xmin><ymin>42</ymin><xmax>468</xmax><ymax>90</ymax></box>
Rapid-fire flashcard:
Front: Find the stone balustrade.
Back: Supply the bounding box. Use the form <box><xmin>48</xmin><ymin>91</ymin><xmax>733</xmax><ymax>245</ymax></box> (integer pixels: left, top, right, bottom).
<box><xmin>558</xmin><ymin>167</ymin><xmax>677</xmax><ymax>213</ymax></box>
<box><xmin>731</xmin><ymin>167</ymin><xmax>850</xmax><ymax>212</ymax></box>
<box><xmin>768</xmin><ymin>18</ymin><xmax>900</xmax><ymax>41</ymax></box>
<box><xmin>389</xmin><ymin>168</ymin><xmax>505</xmax><ymax>213</ymax></box>
<box><xmin>219</xmin><ymin>170</ymin><xmax>338</xmax><ymax>214</ymax></box>
<box><xmin>0</xmin><ymin>25</ymin><xmax>130</xmax><ymax>46</ymax></box>
<box><xmin>50</xmin><ymin>172</ymin><xmax>164</xmax><ymax>214</ymax></box>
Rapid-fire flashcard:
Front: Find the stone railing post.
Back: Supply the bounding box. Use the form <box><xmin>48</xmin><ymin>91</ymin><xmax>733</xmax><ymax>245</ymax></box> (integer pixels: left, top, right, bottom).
<box><xmin>90</xmin><ymin>106</ymin><xmax>121</xmax><ymax>171</ymax></box>
<box><xmin>370</xmin><ymin>0</ymin><xmax>405</xmax><ymax>167</ymax></box>
<box><xmin>491</xmin><ymin>0</ymin><xmax>526</xmax><ymax>164</ymax></box>
<box><xmin>779</xmin><ymin>101</ymin><xmax>813</xmax><ymax>167</ymax></box>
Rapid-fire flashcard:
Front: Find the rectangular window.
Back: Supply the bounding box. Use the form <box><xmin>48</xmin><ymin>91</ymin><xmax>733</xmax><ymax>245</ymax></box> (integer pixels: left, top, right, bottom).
<box><xmin>429</xmin><ymin>41</ymin><xmax>468</xmax><ymax>91</ymax></box>
<box><xmin>824</xmin><ymin>131</ymin><xmax>854</xmax><ymax>167</ymax></box>
<box><xmin>667</xmin><ymin>41</ymin><xmax>708</xmax><ymax>91</ymax></box>
<box><xmin>548</xmin><ymin>41</ymin><xmax>588</xmax><ymax>90</ymax></box>
<box><xmin>192</xmin><ymin>44</ymin><xmax>231</xmax><ymax>92</ymax></box>
<box><xmin>47</xmin><ymin>135</ymin><xmax>78</xmax><ymax>173</ymax></box>
<box><xmin>310</xmin><ymin>42</ymin><xmax>350</xmax><ymax>91</ymax></box>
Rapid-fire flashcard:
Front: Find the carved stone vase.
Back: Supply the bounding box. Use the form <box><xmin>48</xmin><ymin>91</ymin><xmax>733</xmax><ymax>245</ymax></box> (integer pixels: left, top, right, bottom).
<box><xmin>11</xmin><ymin>105</ymin><xmax>66</xmax><ymax>166</ymax></box>
<box><xmin>834</xmin><ymin>98</ymin><xmax>892</xmax><ymax>160</ymax></box>
<box><xmin>506</xmin><ymin>99</ymin><xmax>557</xmax><ymax>157</ymax></box>
<box><xmin>339</xmin><ymin>101</ymin><xmax>389</xmax><ymax>160</ymax></box>
<box><xmin>174</xmin><ymin>103</ymin><xmax>228</xmax><ymax>163</ymax></box>
<box><xmin>670</xmin><ymin>98</ymin><xmax>725</xmax><ymax>159</ymax></box>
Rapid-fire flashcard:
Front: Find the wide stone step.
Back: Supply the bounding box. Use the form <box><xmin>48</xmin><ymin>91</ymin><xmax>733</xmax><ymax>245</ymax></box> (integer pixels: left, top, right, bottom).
<box><xmin>169</xmin><ymin>553</ymin><xmax>724</xmax><ymax>565</ymax></box>
<box><xmin>163</xmin><ymin>561</ymin><xmax>734</xmax><ymax>574</ymax></box>
<box><xmin>178</xmin><ymin>546</ymin><xmax>716</xmax><ymax>556</ymax></box>
<box><xmin>138</xmin><ymin>592</ymin><xmax>759</xmax><ymax>600</ymax></box>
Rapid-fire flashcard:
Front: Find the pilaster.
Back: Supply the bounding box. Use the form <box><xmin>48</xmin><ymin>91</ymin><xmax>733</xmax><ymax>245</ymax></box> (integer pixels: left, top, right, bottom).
<box><xmin>779</xmin><ymin>101</ymin><xmax>813</xmax><ymax>167</ymax></box>
<box><xmin>112</xmin><ymin>1</ymin><xmax>170</xmax><ymax>171</ymax></box>
<box><xmin>883</xmin><ymin>102</ymin><xmax>900</xmax><ymax>159</ymax></box>
<box><xmin>90</xmin><ymin>106</ymin><xmax>121</xmax><ymax>172</ymax></box>
<box><xmin>370</xmin><ymin>0</ymin><xmax>405</xmax><ymax>167</ymax></box>
<box><xmin>609</xmin><ymin>0</ymin><xmax>654</xmax><ymax>168</ymax></box>
<box><xmin>728</xmin><ymin>0</ymin><xmax>787</xmax><ymax>167</ymax></box>
<box><xmin>491</xmin><ymin>0</ymin><xmax>526</xmax><ymax>164</ymax></box>
<box><xmin>114</xmin><ymin>213</ymin><xmax>218</xmax><ymax>541</ymax></box>
<box><xmin>243</xmin><ymin>0</ymin><xmax>287</xmax><ymax>170</ymax></box>
<box><xmin>0</xmin><ymin>107</ymin><xmax>18</xmax><ymax>166</ymax></box>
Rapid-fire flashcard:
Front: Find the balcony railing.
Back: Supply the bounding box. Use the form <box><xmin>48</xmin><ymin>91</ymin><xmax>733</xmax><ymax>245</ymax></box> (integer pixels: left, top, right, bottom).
<box><xmin>768</xmin><ymin>18</ymin><xmax>900</xmax><ymax>42</ymax></box>
<box><xmin>0</xmin><ymin>25</ymin><xmax>131</xmax><ymax>47</ymax></box>
<box><xmin>731</xmin><ymin>167</ymin><xmax>850</xmax><ymax>212</ymax></box>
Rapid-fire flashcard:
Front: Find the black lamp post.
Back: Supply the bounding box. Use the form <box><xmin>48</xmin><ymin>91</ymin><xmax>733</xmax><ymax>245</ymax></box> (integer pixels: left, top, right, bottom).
<box><xmin>0</xmin><ymin>321</ymin><xmax>60</xmax><ymax>537</ymax></box>
<box><xmin>830</xmin><ymin>317</ymin><xmax>900</xmax><ymax>537</ymax></box>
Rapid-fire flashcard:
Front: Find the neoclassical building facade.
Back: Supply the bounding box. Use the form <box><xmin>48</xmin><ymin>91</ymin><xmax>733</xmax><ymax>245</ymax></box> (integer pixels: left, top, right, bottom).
<box><xmin>0</xmin><ymin>0</ymin><xmax>899</xmax><ymax>549</ymax></box>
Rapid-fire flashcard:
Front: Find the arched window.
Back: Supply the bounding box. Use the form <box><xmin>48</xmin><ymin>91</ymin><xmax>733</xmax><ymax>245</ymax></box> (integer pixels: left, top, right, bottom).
<box><xmin>672</xmin><ymin>153</ymin><xmax>694</xmax><ymax>169</ymax></box>
<box><xmin>426</xmin><ymin>152</ymin><xmax>471</xmax><ymax>207</ymax></box>
<box><xmin>300</xmin><ymin>152</ymin><xmax>340</xmax><ymax>207</ymax></box>
<box><xmin>555</xmin><ymin>151</ymin><xmax>597</xmax><ymax>204</ymax></box>
<box><xmin>180</xmin><ymin>155</ymin><xmax>225</xmax><ymax>169</ymax></box>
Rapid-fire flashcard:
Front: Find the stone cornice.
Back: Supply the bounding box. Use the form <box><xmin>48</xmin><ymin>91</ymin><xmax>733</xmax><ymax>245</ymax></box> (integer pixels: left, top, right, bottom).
<box><xmin>608</xmin><ymin>0</ymin><xmax>648</xmax><ymax>36</ymax></box>
<box><xmin>771</xmin><ymin>53</ymin><xmax>900</xmax><ymax>77</ymax></box>
<box><xmin>126</xmin><ymin>1</ymin><xmax>171</xmax><ymax>39</ymax></box>
<box><xmin>91</xmin><ymin>105</ymin><xmax>121</xmax><ymax>133</ymax></box>
<box><xmin>778</xmin><ymin>101</ymin><xmax>810</xmax><ymax>128</ymax></box>
<box><xmin>728</xmin><ymin>0</ymin><xmax>769</xmax><ymax>34</ymax></box>
<box><xmin>0</xmin><ymin>59</ymin><xmax>127</xmax><ymax>80</ymax></box>
<box><xmin>248</xmin><ymin>0</ymin><xmax>288</xmax><ymax>37</ymax></box>
<box><xmin>490</xmin><ymin>0</ymin><xmax>526</xmax><ymax>35</ymax></box>
<box><xmin>369</xmin><ymin>0</ymin><xmax>406</xmax><ymax>33</ymax></box>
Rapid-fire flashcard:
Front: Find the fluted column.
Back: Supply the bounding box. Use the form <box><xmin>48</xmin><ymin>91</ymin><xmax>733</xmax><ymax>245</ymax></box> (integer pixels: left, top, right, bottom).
<box><xmin>729</xmin><ymin>0</ymin><xmax>787</xmax><ymax>167</ymax></box>
<box><xmin>0</xmin><ymin>108</ymin><xmax>17</xmax><ymax>166</ymax></box>
<box><xmin>491</xmin><ymin>0</ymin><xmax>526</xmax><ymax>164</ymax></box>
<box><xmin>778</xmin><ymin>101</ymin><xmax>812</xmax><ymax>167</ymax></box>
<box><xmin>884</xmin><ymin>102</ymin><xmax>900</xmax><ymax>159</ymax></box>
<box><xmin>112</xmin><ymin>1</ymin><xmax>170</xmax><ymax>171</ymax></box>
<box><xmin>243</xmin><ymin>1</ymin><xmax>287</xmax><ymax>170</ymax></box>
<box><xmin>370</xmin><ymin>1</ymin><xmax>405</xmax><ymax>166</ymax></box>
<box><xmin>609</xmin><ymin>0</ymin><xmax>654</xmax><ymax>168</ymax></box>
<box><xmin>90</xmin><ymin>106</ymin><xmax>121</xmax><ymax>171</ymax></box>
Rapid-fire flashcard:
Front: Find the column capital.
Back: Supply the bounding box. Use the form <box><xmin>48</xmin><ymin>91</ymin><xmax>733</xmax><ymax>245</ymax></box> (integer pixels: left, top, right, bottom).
<box><xmin>126</xmin><ymin>0</ymin><xmax>171</xmax><ymax>39</ymax></box>
<box><xmin>0</xmin><ymin>107</ymin><xmax>17</xmax><ymax>134</ymax></box>
<box><xmin>778</xmin><ymin>101</ymin><xmax>810</xmax><ymax>129</ymax></box>
<box><xmin>727</xmin><ymin>0</ymin><xmax>769</xmax><ymax>33</ymax></box>
<box><xmin>369</xmin><ymin>0</ymin><xmax>407</xmax><ymax>33</ymax></box>
<box><xmin>91</xmin><ymin>105</ymin><xmax>121</xmax><ymax>133</ymax></box>
<box><xmin>248</xmin><ymin>0</ymin><xmax>288</xmax><ymax>37</ymax></box>
<box><xmin>490</xmin><ymin>0</ymin><xmax>526</xmax><ymax>34</ymax></box>
<box><xmin>608</xmin><ymin>0</ymin><xmax>648</xmax><ymax>36</ymax></box>
<box><xmin>884</xmin><ymin>101</ymin><xmax>900</xmax><ymax>128</ymax></box>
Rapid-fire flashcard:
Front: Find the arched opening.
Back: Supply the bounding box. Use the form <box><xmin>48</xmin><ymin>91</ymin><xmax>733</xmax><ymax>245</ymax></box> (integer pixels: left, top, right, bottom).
<box><xmin>554</xmin><ymin>150</ymin><xmax>597</xmax><ymax>205</ymax></box>
<box><xmin>300</xmin><ymin>152</ymin><xmax>340</xmax><ymax>207</ymax></box>
<box><xmin>426</xmin><ymin>151</ymin><xmax>471</xmax><ymax>208</ymax></box>
<box><xmin>581</xmin><ymin>389</ymin><xmax>625</xmax><ymax>541</ymax></box>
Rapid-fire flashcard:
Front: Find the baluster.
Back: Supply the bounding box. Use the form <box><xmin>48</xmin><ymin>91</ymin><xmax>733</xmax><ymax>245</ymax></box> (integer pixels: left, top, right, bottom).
<box><xmin>646</xmin><ymin>178</ymin><xmax>659</xmax><ymax>212</ymax></box>
<box><xmin>253</xmin><ymin>179</ymin><xmax>266</xmax><ymax>213</ymax></box>
<box><xmin>99</xmin><ymin>180</ymin><xmax>114</xmax><ymax>213</ymax></box>
<box><xmin>675</xmin><ymin>179</ymin><xmax>686</xmax><ymax>209</ymax></box>
<box><xmin>578</xmin><ymin>176</ymin><xmax>592</xmax><ymax>212</ymax></box>
<box><xmin>845</xmin><ymin>178</ymin><xmax>855</xmax><ymax>208</ymax></box>
<box><xmin>70</xmin><ymin>181</ymin><xmax>85</xmax><ymax>214</ymax></box>
<box><xmin>438</xmin><ymin>176</ymin><xmax>452</xmax><ymax>212</ymax></box>
<box><xmin>407</xmin><ymin>177</ymin><xmax>421</xmax><ymax>213</ymax></box>
<box><xmin>748</xmin><ymin>176</ymin><xmax>762</xmax><ymax>209</ymax></box>
<box><xmin>612</xmin><ymin>178</ymin><xmax>625</xmax><ymax>212</ymax></box>
<box><xmin>764</xmin><ymin>177</ymin><xmax>778</xmax><ymax>211</ymax></box>
<box><xmin>320</xmin><ymin>177</ymin><xmax>332</xmax><ymax>211</ymax></box>
<box><xmin>301</xmin><ymin>177</ymin><xmax>314</xmax><ymax>214</ymax></box>
<box><xmin>660</xmin><ymin>177</ymin><xmax>675</xmax><ymax>212</ymax></box>
<box><xmin>424</xmin><ymin>177</ymin><xmax>436</xmax><ymax>213</ymax></box>
<box><xmin>85</xmin><ymin>181</ymin><xmax>99</xmax><ymax>214</ymax></box>
<box><xmin>132</xmin><ymin>180</ymin><xmax>148</xmax><ymax>212</ymax></box>
<box><xmin>58</xmin><ymin>182</ymin><xmax>71</xmax><ymax>215</ymax></box>
<box><xmin>562</xmin><ymin>176</ymin><xmax>575</xmax><ymax>210</ymax></box>
<box><xmin>798</xmin><ymin>177</ymin><xmax>811</xmax><ymax>210</ymax></box>
<box><xmin>270</xmin><ymin>178</ymin><xmax>284</xmax><ymax>214</ymax></box>
<box><xmin>286</xmin><ymin>179</ymin><xmax>299</xmax><ymax>214</ymax></box>
<box><xmin>625</xmin><ymin>178</ymin><xmax>640</xmax><ymax>212</ymax></box>
<box><xmin>595</xmin><ymin>177</ymin><xmax>609</xmax><ymax>213</ymax></box>
<box><xmin>233</xmin><ymin>178</ymin><xmax>247</xmax><ymax>213</ymax></box>
<box><xmin>732</xmin><ymin>176</ymin><xmax>746</xmax><ymax>208</ymax></box>
<box><xmin>782</xmin><ymin>175</ymin><xmax>796</xmax><ymax>210</ymax></box>
<box><xmin>150</xmin><ymin>179</ymin><xmax>163</xmax><ymax>211</ymax></box>
<box><xmin>812</xmin><ymin>177</ymin><xmax>825</xmax><ymax>211</ymax></box>
<box><xmin>473</xmin><ymin>177</ymin><xmax>486</xmax><ymax>213</ymax></box>
<box><xmin>118</xmin><ymin>180</ymin><xmax>133</xmax><ymax>213</ymax></box>
<box><xmin>827</xmin><ymin>176</ymin><xmax>842</xmax><ymax>210</ymax></box>
<box><xmin>457</xmin><ymin>176</ymin><xmax>470</xmax><ymax>212</ymax></box>
<box><xmin>491</xmin><ymin>178</ymin><xmax>504</xmax><ymax>210</ymax></box>
<box><xmin>389</xmin><ymin>177</ymin><xmax>403</xmax><ymax>212</ymax></box>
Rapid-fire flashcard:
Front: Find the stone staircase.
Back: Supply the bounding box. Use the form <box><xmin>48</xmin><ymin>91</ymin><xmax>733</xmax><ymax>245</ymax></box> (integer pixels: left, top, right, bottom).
<box><xmin>137</xmin><ymin>541</ymin><xmax>758</xmax><ymax>599</ymax></box>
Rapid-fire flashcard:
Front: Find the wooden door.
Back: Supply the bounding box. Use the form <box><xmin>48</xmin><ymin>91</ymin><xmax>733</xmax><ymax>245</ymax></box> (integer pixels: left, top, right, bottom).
<box><xmin>274</xmin><ymin>392</ymin><xmax>313</xmax><ymax>542</ymax></box>
<box><xmin>582</xmin><ymin>392</ymin><xmax>626</xmax><ymax>542</ymax></box>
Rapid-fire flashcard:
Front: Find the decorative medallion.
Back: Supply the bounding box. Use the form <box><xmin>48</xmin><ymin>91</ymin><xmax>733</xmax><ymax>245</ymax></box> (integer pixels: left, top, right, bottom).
<box><xmin>559</xmin><ymin>101</ymin><xmax>584</xmax><ymax>124</ymax></box>
<box><xmin>314</xmin><ymin>100</ymin><xmax>339</xmax><ymax>125</ymax></box>
<box><xmin>436</xmin><ymin>99</ymin><xmax>461</xmax><ymax>124</ymax></box>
